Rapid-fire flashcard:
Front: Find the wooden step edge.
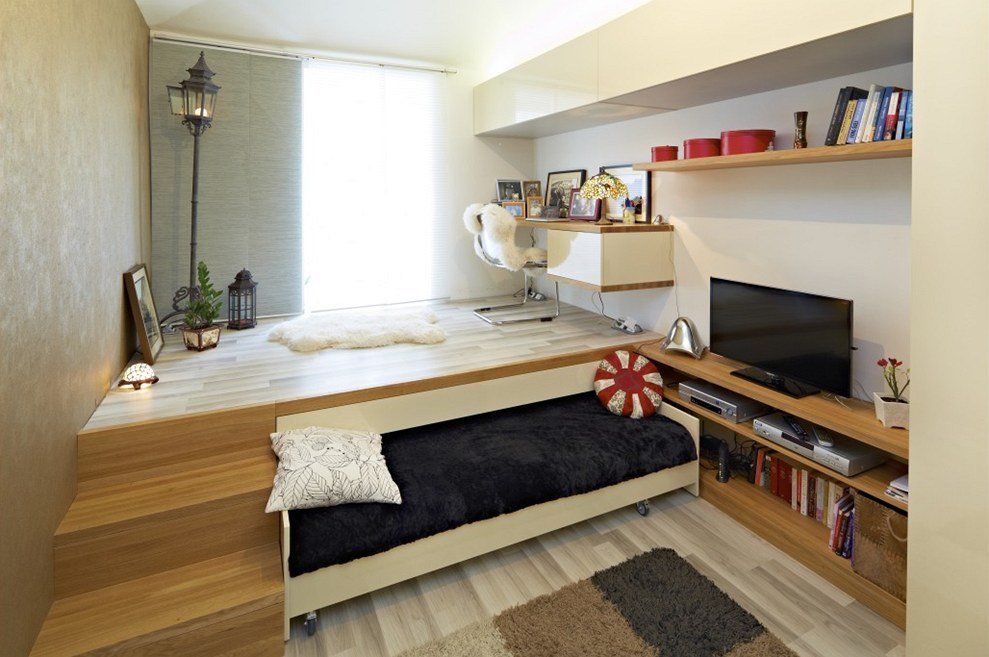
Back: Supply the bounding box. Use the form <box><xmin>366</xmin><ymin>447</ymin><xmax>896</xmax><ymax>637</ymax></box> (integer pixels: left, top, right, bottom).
<box><xmin>31</xmin><ymin>545</ymin><xmax>284</xmax><ymax>657</ymax></box>
<box><xmin>77</xmin><ymin>445</ymin><xmax>273</xmax><ymax>492</ymax></box>
<box><xmin>56</xmin><ymin>455</ymin><xmax>274</xmax><ymax>545</ymax></box>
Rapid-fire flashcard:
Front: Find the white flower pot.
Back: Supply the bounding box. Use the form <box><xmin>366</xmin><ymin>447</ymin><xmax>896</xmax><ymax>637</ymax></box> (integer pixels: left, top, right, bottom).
<box><xmin>873</xmin><ymin>392</ymin><xmax>909</xmax><ymax>429</ymax></box>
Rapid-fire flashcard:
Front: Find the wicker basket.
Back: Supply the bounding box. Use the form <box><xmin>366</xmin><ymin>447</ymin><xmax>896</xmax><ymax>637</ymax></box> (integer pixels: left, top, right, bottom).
<box><xmin>851</xmin><ymin>492</ymin><xmax>908</xmax><ymax>601</ymax></box>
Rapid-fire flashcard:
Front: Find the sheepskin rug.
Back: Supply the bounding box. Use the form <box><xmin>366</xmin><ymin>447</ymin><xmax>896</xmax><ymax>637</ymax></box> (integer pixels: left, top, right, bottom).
<box><xmin>268</xmin><ymin>310</ymin><xmax>446</xmax><ymax>351</ymax></box>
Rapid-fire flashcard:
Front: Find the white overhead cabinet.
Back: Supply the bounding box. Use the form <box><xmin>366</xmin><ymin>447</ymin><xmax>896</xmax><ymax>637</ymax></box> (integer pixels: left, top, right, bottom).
<box><xmin>474</xmin><ymin>0</ymin><xmax>913</xmax><ymax>138</ymax></box>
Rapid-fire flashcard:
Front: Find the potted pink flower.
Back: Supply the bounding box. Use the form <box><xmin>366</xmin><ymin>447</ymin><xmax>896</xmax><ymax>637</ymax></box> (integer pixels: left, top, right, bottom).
<box><xmin>873</xmin><ymin>357</ymin><xmax>909</xmax><ymax>429</ymax></box>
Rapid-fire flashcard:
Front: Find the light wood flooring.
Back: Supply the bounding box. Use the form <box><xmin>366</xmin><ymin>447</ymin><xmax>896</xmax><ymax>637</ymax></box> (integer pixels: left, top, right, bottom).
<box><xmin>285</xmin><ymin>491</ymin><xmax>905</xmax><ymax>657</ymax></box>
<box><xmin>87</xmin><ymin>298</ymin><xmax>656</xmax><ymax>430</ymax></box>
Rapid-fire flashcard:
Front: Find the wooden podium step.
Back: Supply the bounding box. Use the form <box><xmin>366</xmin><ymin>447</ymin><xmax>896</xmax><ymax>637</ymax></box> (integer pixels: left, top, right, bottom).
<box><xmin>54</xmin><ymin>453</ymin><xmax>276</xmax><ymax>598</ymax></box>
<box><xmin>31</xmin><ymin>544</ymin><xmax>283</xmax><ymax>657</ymax></box>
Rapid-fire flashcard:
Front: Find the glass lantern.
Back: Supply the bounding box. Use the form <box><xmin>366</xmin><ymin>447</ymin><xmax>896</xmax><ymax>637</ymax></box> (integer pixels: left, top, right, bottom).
<box><xmin>227</xmin><ymin>269</ymin><xmax>257</xmax><ymax>330</ymax></box>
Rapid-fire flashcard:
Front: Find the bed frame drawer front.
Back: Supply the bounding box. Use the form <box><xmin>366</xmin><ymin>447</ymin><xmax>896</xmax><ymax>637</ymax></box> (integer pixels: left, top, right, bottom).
<box><xmin>276</xmin><ymin>362</ymin><xmax>600</xmax><ymax>434</ymax></box>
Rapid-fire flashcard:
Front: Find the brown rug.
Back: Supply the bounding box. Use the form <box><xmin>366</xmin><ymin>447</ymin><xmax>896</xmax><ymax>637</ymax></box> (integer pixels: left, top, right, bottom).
<box><xmin>399</xmin><ymin>548</ymin><xmax>797</xmax><ymax>657</ymax></box>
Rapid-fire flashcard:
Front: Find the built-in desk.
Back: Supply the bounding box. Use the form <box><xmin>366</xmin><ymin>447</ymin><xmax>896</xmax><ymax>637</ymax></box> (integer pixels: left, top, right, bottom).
<box><xmin>519</xmin><ymin>220</ymin><xmax>675</xmax><ymax>293</ymax></box>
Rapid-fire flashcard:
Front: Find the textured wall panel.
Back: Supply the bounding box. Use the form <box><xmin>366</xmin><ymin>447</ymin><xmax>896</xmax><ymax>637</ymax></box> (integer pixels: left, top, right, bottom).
<box><xmin>0</xmin><ymin>2</ymin><xmax>150</xmax><ymax>655</ymax></box>
<box><xmin>150</xmin><ymin>42</ymin><xmax>302</xmax><ymax>318</ymax></box>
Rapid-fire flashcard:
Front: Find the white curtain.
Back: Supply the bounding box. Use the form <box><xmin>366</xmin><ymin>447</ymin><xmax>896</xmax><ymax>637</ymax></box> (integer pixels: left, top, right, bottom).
<box><xmin>302</xmin><ymin>59</ymin><xmax>450</xmax><ymax>311</ymax></box>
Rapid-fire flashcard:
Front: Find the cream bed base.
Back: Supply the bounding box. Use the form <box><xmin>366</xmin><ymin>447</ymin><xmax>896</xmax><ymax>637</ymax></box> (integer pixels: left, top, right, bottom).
<box><xmin>277</xmin><ymin>361</ymin><xmax>700</xmax><ymax>640</ymax></box>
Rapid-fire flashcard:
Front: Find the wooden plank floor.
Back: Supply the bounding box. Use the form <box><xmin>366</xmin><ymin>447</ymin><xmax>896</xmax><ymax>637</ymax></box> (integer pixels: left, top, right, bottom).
<box><xmin>87</xmin><ymin>298</ymin><xmax>656</xmax><ymax>431</ymax></box>
<box><xmin>284</xmin><ymin>492</ymin><xmax>905</xmax><ymax>657</ymax></box>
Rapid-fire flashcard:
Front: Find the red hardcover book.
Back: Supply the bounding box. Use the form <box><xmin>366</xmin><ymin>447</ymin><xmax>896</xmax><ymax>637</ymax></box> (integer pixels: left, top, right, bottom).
<box><xmin>883</xmin><ymin>91</ymin><xmax>902</xmax><ymax>140</ymax></box>
<box><xmin>770</xmin><ymin>456</ymin><xmax>779</xmax><ymax>496</ymax></box>
<box><xmin>780</xmin><ymin>461</ymin><xmax>792</xmax><ymax>504</ymax></box>
<box><xmin>754</xmin><ymin>448</ymin><xmax>766</xmax><ymax>487</ymax></box>
<box><xmin>807</xmin><ymin>474</ymin><xmax>816</xmax><ymax>517</ymax></box>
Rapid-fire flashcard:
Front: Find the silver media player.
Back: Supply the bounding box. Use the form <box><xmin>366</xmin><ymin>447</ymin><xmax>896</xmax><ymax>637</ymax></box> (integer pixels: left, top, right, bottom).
<box><xmin>753</xmin><ymin>412</ymin><xmax>886</xmax><ymax>476</ymax></box>
<box><xmin>677</xmin><ymin>380</ymin><xmax>771</xmax><ymax>423</ymax></box>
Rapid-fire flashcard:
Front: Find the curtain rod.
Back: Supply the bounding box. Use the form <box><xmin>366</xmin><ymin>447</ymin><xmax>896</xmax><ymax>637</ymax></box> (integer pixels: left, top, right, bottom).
<box><xmin>150</xmin><ymin>33</ymin><xmax>458</xmax><ymax>75</ymax></box>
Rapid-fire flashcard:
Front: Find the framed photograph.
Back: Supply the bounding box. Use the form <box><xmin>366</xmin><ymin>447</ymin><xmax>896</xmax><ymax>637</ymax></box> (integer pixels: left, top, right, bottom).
<box><xmin>496</xmin><ymin>179</ymin><xmax>523</xmax><ymax>203</ymax></box>
<box><xmin>568</xmin><ymin>189</ymin><xmax>601</xmax><ymax>221</ymax></box>
<box><xmin>599</xmin><ymin>164</ymin><xmax>650</xmax><ymax>223</ymax></box>
<box><xmin>502</xmin><ymin>201</ymin><xmax>525</xmax><ymax>217</ymax></box>
<box><xmin>522</xmin><ymin>180</ymin><xmax>542</xmax><ymax>201</ymax></box>
<box><xmin>545</xmin><ymin>169</ymin><xmax>586</xmax><ymax>209</ymax></box>
<box><xmin>123</xmin><ymin>264</ymin><xmax>164</xmax><ymax>364</ymax></box>
<box><xmin>526</xmin><ymin>197</ymin><xmax>546</xmax><ymax>219</ymax></box>
<box><xmin>543</xmin><ymin>206</ymin><xmax>561</xmax><ymax>219</ymax></box>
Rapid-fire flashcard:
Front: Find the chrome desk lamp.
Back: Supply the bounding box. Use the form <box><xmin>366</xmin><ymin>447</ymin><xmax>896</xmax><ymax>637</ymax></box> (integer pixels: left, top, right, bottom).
<box><xmin>663</xmin><ymin>316</ymin><xmax>705</xmax><ymax>358</ymax></box>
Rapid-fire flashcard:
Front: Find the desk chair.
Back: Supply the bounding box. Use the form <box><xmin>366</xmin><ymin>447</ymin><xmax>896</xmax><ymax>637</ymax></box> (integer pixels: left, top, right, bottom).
<box><xmin>463</xmin><ymin>203</ymin><xmax>560</xmax><ymax>324</ymax></box>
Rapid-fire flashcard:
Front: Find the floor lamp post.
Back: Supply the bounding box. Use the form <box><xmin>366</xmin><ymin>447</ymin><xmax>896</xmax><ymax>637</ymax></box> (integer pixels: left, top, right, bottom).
<box><xmin>160</xmin><ymin>51</ymin><xmax>220</xmax><ymax>327</ymax></box>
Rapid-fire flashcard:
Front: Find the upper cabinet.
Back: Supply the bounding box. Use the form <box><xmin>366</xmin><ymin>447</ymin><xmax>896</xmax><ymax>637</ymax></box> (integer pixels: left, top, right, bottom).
<box><xmin>474</xmin><ymin>0</ymin><xmax>912</xmax><ymax>139</ymax></box>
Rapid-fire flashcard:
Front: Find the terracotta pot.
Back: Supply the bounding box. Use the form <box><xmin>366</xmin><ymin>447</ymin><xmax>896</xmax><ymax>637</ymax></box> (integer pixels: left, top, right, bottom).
<box><xmin>182</xmin><ymin>324</ymin><xmax>222</xmax><ymax>351</ymax></box>
<box><xmin>873</xmin><ymin>392</ymin><xmax>909</xmax><ymax>429</ymax></box>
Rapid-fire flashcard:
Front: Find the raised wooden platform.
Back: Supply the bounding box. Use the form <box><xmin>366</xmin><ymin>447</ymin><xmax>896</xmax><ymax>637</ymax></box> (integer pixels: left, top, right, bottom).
<box><xmin>34</xmin><ymin>300</ymin><xmax>658</xmax><ymax>656</ymax></box>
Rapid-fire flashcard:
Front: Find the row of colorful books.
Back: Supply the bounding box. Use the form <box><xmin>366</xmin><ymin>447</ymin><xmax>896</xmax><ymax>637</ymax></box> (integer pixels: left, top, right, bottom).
<box><xmin>824</xmin><ymin>84</ymin><xmax>913</xmax><ymax>146</ymax></box>
<box><xmin>753</xmin><ymin>448</ymin><xmax>855</xmax><ymax>558</ymax></box>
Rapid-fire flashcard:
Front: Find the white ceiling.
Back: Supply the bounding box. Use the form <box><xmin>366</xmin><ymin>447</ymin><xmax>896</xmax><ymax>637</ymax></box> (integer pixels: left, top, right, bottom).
<box><xmin>136</xmin><ymin>0</ymin><xmax>650</xmax><ymax>79</ymax></box>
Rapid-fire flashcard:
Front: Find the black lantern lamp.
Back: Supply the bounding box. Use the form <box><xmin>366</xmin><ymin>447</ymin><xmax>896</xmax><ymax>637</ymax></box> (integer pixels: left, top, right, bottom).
<box><xmin>160</xmin><ymin>51</ymin><xmax>221</xmax><ymax>327</ymax></box>
<box><xmin>227</xmin><ymin>269</ymin><xmax>258</xmax><ymax>330</ymax></box>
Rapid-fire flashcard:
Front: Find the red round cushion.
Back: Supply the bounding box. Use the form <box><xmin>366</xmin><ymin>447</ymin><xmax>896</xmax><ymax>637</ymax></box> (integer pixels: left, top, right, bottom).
<box><xmin>594</xmin><ymin>350</ymin><xmax>664</xmax><ymax>418</ymax></box>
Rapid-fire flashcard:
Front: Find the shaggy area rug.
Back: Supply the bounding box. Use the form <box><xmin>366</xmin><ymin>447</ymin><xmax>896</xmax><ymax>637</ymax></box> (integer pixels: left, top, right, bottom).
<box><xmin>268</xmin><ymin>310</ymin><xmax>446</xmax><ymax>351</ymax></box>
<box><xmin>399</xmin><ymin>548</ymin><xmax>797</xmax><ymax>657</ymax></box>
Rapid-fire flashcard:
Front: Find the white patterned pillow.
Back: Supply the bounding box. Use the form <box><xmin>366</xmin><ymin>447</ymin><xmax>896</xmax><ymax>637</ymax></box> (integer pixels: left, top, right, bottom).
<box><xmin>265</xmin><ymin>426</ymin><xmax>402</xmax><ymax>513</ymax></box>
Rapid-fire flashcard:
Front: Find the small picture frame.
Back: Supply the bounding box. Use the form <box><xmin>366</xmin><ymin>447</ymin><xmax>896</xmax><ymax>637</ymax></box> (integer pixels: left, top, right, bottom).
<box><xmin>496</xmin><ymin>179</ymin><xmax>523</xmax><ymax>203</ymax></box>
<box><xmin>545</xmin><ymin>169</ymin><xmax>586</xmax><ymax>209</ymax></box>
<box><xmin>543</xmin><ymin>206</ymin><xmax>561</xmax><ymax>219</ymax></box>
<box><xmin>599</xmin><ymin>164</ymin><xmax>650</xmax><ymax>223</ymax></box>
<box><xmin>123</xmin><ymin>264</ymin><xmax>164</xmax><ymax>364</ymax></box>
<box><xmin>522</xmin><ymin>180</ymin><xmax>542</xmax><ymax>201</ymax></box>
<box><xmin>568</xmin><ymin>189</ymin><xmax>601</xmax><ymax>221</ymax></box>
<box><xmin>526</xmin><ymin>197</ymin><xmax>545</xmax><ymax>218</ymax></box>
<box><xmin>502</xmin><ymin>201</ymin><xmax>525</xmax><ymax>217</ymax></box>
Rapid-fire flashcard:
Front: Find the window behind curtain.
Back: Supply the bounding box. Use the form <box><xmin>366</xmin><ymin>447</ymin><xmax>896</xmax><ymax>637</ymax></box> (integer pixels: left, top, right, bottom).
<box><xmin>302</xmin><ymin>59</ymin><xmax>449</xmax><ymax>311</ymax></box>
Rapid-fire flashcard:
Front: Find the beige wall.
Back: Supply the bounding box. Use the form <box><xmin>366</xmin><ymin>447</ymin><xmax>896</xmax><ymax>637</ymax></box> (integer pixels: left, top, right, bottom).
<box><xmin>0</xmin><ymin>2</ymin><xmax>149</xmax><ymax>655</ymax></box>
<box><xmin>534</xmin><ymin>63</ymin><xmax>912</xmax><ymax>399</ymax></box>
<box><xmin>908</xmin><ymin>1</ymin><xmax>989</xmax><ymax>654</ymax></box>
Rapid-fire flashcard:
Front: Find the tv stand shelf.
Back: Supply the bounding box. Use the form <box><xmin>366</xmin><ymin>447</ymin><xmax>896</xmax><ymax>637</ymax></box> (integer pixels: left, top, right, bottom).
<box><xmin>640</xmin><ymin>340</ymin><xmax>908</xmax><ymax>628</ymax></box>
<box><xmin>698</xmin><ymin>468</ymin><xmax>906</xmax><ymax>628</ymax></box>
<box><xmin>638</xmin><ymin>344</ymin><xmax>908</xmax><ymax>460</ymax></box>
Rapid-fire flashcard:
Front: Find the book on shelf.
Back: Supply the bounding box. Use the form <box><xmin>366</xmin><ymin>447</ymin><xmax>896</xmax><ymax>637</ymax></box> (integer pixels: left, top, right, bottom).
<box><xmin>825</xmin><ymin>86</ymin><xmax>867</xmax><ymax>145</ymax></box>
<box><xmin>826</xmin><ymin>83</ymin><xmax>912</xmax><ymax>144</ymax></box>
<box><xmin>853</xmin><ymin>84</ymin><xmax>881</xmax><ymax>143</ymax></box>
<box><xmin>835</xmin><ymin>99</ymin><xmax>859</xmax><ymax>144</ymax></box>
<box><xmin>845</xmin><ymin>97</ymin><xmax>868</xmax><ymax>143</ymax></box>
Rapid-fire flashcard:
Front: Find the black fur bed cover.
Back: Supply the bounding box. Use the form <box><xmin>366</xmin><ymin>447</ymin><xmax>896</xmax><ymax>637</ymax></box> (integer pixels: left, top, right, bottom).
<box><xmin>288</xmin><ymin>392</ymin><xmax>696</xmax><ymax>576</ymax></box>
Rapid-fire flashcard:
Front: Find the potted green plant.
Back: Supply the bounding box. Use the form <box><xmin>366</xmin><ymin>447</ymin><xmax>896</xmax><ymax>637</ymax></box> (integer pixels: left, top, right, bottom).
<box><xmin>873</xmin><ymin>357</ymin><xmax>909</xmax><ymax>429</ymax></box>
<box><xmin>181</xmin><ymin>261</ymin><xmax>224</xmax><ymax>351</ymax></box>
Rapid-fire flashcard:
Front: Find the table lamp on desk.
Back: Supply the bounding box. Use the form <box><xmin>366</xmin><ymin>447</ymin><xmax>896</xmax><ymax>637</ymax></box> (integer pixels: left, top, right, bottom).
<box><xmin>578</xmin><ymin>173</ymin><xmax>628</xmax><ymax>225</ymax></box>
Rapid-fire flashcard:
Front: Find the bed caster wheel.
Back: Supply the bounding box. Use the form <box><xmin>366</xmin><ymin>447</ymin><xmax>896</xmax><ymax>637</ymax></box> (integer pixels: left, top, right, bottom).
<box><xmin>635</xmin><ymin>500</ymin><xmax>650</xmax><ymax>516</ymax></box>
<box><xmin>305</xmin><ymin>611</ymin><xmax>317</xmax><ymax>636</ymax></box>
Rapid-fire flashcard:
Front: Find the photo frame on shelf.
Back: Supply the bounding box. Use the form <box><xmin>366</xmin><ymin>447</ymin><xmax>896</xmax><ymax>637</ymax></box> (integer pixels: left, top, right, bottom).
<box><xmin>123</xmin><ymin>264</ymin><xmax>164</xmax><ymax>364</ymax></box>
<box><xmin>526</xmin><ymin>197</ymin><xmax>546</xmax><ymax>219</ymax></box>
<box><xmin>545</xmin><ymin>169</ymin><xmax>586</xmax><ymax>209</ymax></box>
<box><xmin>502</xmin><ymin>201</ymin><xmax>525</xmax><ymax>217</ymax></box>
<box><xmin>599</xmin><ymin>164</ymin><xmax>650</xmax><ymax>223</ymax></box>
<box><xmin>522</xmin><ymin>180</ymin><xmax>542</xmax><ymax>201</ymax></box>
<box><xmin>568</xmin><ymin>189</ymin><xmax>600</xmax><ymax>221</ymax></box>
<box><xmin>496</xmin><ymin>179</ymin><xmax>523</xmax><ymax>203</ymax></box>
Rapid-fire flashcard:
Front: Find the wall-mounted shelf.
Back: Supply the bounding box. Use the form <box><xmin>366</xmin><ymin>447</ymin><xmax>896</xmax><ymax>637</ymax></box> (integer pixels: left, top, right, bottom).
<box><xmin>519</xmin><ymin>220</ymin><xmax>673</xmax><ymax>234</ymax></box>
<box><xmin>523</xmin><ymin>222</ymin><xmax>674</xmax><ymax>292</ymax></box>
<box><xmin>633</xmin><ymin>139</ymin><xmax>912</xmax><ymax>173</ymax></box>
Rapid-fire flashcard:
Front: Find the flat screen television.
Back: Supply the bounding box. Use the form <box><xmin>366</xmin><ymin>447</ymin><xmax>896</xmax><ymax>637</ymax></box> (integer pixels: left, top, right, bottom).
<box><xmin>710</xmin><ymin>278</ymin><xmax>853</xmax><ymax>398</ymax></box>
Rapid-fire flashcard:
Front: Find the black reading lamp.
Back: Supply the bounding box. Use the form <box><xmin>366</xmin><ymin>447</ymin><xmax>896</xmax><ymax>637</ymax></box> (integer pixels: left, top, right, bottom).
<box><xmin>160</xmin><ymin>51</ymin><xmax>221</xmax><ymax>326</ymax></box>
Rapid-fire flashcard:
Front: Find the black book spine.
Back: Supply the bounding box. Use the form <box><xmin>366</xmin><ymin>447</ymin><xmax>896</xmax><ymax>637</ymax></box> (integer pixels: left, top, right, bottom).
<box><xmin>825</xmin><ymin>87</ymin><xmax>852</xmax><ymax>146</ymax></box>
